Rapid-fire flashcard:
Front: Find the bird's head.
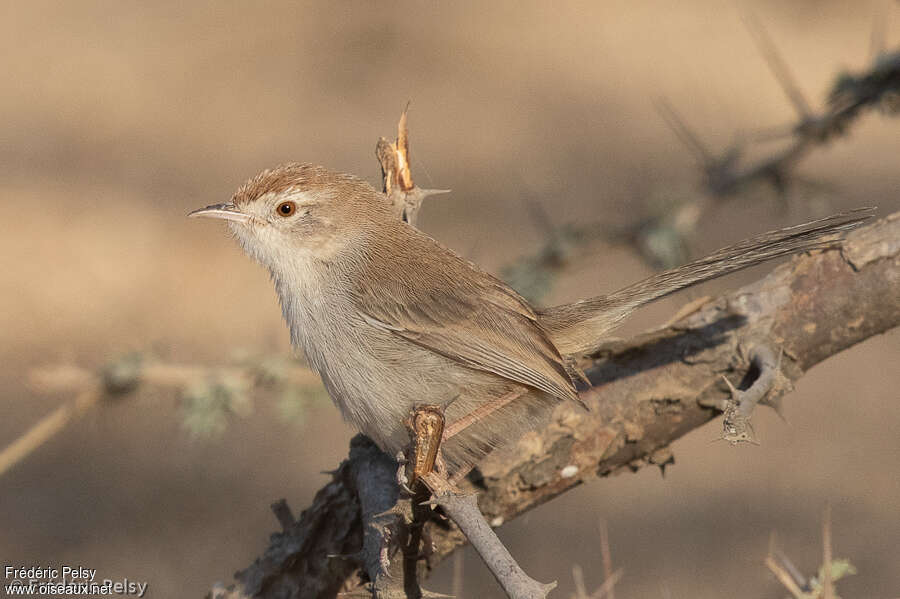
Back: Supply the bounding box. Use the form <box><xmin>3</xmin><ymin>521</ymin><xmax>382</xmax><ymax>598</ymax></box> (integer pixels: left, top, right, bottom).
<box><xmin>189</xmin><ymin>163</ymin><xmax>392</xmax><ymax>270</ymax></box>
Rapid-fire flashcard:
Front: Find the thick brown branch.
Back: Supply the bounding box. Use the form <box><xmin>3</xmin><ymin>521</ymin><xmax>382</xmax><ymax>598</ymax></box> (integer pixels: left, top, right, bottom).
<box><xmin>213</xmin><ymin>212</ymin><xmax>898</xmax><ymax>598</ymax></box>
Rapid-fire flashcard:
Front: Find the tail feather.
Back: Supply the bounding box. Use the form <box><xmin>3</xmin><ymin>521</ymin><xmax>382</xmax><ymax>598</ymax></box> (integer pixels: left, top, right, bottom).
<box><xmin>539</xmin><ymin>208</ymin><xmax>875</xmax><ymax>356</ymax></box>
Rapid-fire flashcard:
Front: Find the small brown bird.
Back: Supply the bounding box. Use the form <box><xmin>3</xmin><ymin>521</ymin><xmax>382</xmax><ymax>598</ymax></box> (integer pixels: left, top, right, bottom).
<box><xmin>190</xmin><ymin>163</ymin><xmax>869</xmax><ymax>473</ymax></box>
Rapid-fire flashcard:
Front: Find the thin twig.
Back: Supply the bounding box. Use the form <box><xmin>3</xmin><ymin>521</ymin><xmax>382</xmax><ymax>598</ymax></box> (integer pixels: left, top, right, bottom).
<box><xmin>768</xmin><ymin>532</ymin><xmax>807</xmax><ymax>589</ymax></box>
<box><xmin>0</xmin><ymin>387</ymin><xmax>101</xmax><ymax>477</ymax></box>
<box><xmin>590</xmin><ymin>569</ymin><xmax>623</xmax><ymax>599</ymax></box>
<box><xmin>422</xmin><ymin>473</ymin><xmax>556</xmax><ymax>599</ymax></box>
<box><xmin>765</xmin><ymin>554</ymin><xmax>806</xmax><ymax>599</ymax></box>
<box><xmin>742</xmin><ymin>11</ymin><xmax>813</xmax><ymax>118</ymax></box>
<box><xmin>571</xmin><ymin>564</ymin><xmax>588</xmax><ymax>599</ymax></box>
<box><xmin>598</xmin><ymin>519</ymin><xmax>615</xmax><ymax>599</ymax></box>
<box><xmin>823</xmin><ymin>504</ymin><xmax>834</xmax><ymax>599</ymax></box>
<box><xmin>2</xmin><ymin>359</ymin><xmax>322</xmax><ymax>479</ymax></box>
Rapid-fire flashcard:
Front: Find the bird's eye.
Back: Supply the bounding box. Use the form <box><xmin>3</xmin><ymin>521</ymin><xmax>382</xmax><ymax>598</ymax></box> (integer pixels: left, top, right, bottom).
<box><xmin>276</xmin><ymin>201</ymin><xmax>296</xmax><ymax>217</ymax></box>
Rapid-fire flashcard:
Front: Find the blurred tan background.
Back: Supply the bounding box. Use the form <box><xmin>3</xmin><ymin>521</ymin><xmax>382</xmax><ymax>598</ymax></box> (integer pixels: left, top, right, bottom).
<box><xmin>1</xmin><ymin>1</ymin><xmax>898</xmax><ymax>597</ymax></box>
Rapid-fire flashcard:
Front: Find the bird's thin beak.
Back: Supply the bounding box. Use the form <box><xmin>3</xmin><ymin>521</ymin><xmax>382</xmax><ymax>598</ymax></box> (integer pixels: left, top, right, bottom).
<box><xmin>188</xmin><ymin>203</ymin><xmax>251</xmax><ymax>224</ymax></box>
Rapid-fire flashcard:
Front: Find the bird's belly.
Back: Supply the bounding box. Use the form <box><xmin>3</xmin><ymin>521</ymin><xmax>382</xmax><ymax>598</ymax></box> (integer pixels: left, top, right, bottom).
<box><xmin>297</xmin><ymin>318</ymin><xmax>501</xmax><ymax>454</ymax></box>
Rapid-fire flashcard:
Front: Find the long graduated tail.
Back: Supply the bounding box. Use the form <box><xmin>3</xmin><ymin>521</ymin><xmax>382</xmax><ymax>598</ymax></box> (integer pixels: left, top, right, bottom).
<box><xmin>538</xmin><ymin>208</ymin><xmax>875</xmax><ymax>356</ymax></box>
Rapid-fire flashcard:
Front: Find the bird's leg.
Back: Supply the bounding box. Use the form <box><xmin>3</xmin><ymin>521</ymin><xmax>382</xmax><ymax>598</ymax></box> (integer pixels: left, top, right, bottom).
<box><xmin>442</xmin><ymin>387</ymin><xmax>526</xmax><ymax>441</ymax></box>
<box><xmin>407</xmin><ymin>389</ymin><xmax>533</xmax><ymax>488</ymax></box>
<box><xmin>437</xmin><ymin>388</ymin><xmax>529</xmax><ymax>487</ymax></box>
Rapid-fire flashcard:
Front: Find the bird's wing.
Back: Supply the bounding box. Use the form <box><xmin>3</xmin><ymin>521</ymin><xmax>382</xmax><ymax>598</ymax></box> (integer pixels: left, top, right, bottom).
<box><xmin>353</xmin><ymin>238</ymin><xmax>579</xmax><ymax>403</ymax></box>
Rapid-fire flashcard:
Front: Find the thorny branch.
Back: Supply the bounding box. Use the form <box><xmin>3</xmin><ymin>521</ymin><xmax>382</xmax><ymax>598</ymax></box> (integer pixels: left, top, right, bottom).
<box><xmin>654</xmin><ymin>17</ymin><xmax>899</xmax><ymax>229</ymax></box>
<box><xmin>2</xmin><ymin>356</ymin><xmax>321</xmax><ymax>478</ymax></box>
<box><xmin>499</xmin><ymin>18</ymin><xmax>900</xmax><ymax>290</ymax></box>
<box><xmin>208</xmin><ymin>113</ymin><xmax>900</xmax><ymax>597</ymax></box>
